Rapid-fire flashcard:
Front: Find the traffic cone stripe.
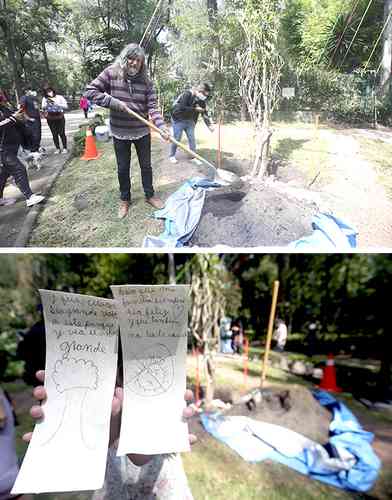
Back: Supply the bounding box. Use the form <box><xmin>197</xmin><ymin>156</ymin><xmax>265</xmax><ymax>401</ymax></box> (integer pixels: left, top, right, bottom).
<box><xmin>326</xmin><ymin>359</ymin><xmax>334</xmax><ymax>366</ymax></box>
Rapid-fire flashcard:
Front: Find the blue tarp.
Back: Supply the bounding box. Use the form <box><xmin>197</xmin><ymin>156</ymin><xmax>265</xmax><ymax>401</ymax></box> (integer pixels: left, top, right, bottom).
<box><xmin>201</xmin><ymin>390</ymin><xmax>380</xmax><ymax>492</ymax></box>
<box><xmin>143</xmin><ymin>177</ymin><xmax>221</xmax><ymax>248</ymax></box>
<box><xmin>289</xmin><ymin>213</ymin><xmax>358</xmax><ymax>249</ymax></box>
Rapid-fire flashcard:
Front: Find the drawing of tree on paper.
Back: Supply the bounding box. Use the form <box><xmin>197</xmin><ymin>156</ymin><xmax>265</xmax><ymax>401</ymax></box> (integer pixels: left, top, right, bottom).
<box><xmin>39</xmin><ymin>358</ymin><xmax>99</xmax><ymax>448</ymax></box>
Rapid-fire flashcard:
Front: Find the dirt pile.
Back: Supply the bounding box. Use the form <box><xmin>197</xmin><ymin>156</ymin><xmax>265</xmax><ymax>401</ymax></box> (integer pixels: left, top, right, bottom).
<box><xmin>188</xmin><ymin>385</ymin><xmax>331</xmax><ymax>444</ymax></box>
<box><xmin>190</xmin><ymin>180</ymin><xmax>319</xmax><ymax>247</ymax></box>
<box><xmin>225</xmin><ymin>385</ymin><xmax>331</xmax><ymax>443</ymax></box>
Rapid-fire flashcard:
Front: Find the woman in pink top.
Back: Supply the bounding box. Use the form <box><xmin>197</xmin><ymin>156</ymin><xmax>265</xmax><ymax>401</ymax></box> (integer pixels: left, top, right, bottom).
<box><xmin>79</xmin><ymin>95</ymin><xmax>89</xmax><ymax>119</ymax></box>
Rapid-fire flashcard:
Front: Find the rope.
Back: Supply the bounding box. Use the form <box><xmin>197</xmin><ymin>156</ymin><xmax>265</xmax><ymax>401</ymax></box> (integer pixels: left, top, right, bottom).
<box><xmin>339</xmin><ymin>0</ymin><xmax>373</xmax><ymax>69</ymax></box>
<box><xmin>140</xmin><ymin>0</ymin><xmax>165</xmax><ymax>48</ymax></box>
<box><xmin>143</xmin><ymin>5</ymin><xmax>166</xmax><ymax>52</ymax></box>
<box><xmin>328</xmin><ymin>0</ymin><xmax>361</xmax><ymax>67</ymax></box>
<box><xmin>364</xmin><ymin>7</ymin><xmax>392</xmax><ymax>71</ymax></box>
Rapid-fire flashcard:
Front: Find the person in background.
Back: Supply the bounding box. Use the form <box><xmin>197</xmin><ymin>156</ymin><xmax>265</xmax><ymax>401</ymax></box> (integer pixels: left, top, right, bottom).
<box><xmin>0</xmin><ymin>89</ymin><xmax>45</xmax><ymax>208</ymax></box>
<box><xmin>16</xmin><ymin>304</ymin><xmax>46</xmax><ymax>387</ymax></box>
<box><xmin>220</xmin><ymin>317</ymin><xmax>233</xmax><ymax>354</ymax></box>
<box><xmin>0</xmin><ymin>387</ymin><xmax>20</xmax><ymax>500</ymax></box>
<box><xmin>169</xmin><ymin>83</ymin><xmax>214</xmax><ymax>165</ymax></box>
<box><xmin>79</xmin><ymin>95</ymin><xmax>89</xmax><ymax>119</ymax></box>
<box><xmin>273</xmin><ymin>318</ymin><xmax>288</xmax><ymax>352</ymax></box>
<box><xmin>231</xmin><ymin>318</ymin><xmax>244</xmax><ymax>355</ymax></box>
<box><xmin>20</xmin><ymin>88</ymin><xmax>42</xmax><ymax>153</ymax></box>
<box><xmin>85</xmin><ymin>43</ymin><xmax>170</xmax><ymax>219</ymax></box>
<box><xmin>41</xmin><ymin>87</ymin><xmax>68</xmax><ymax>155</ymax></box>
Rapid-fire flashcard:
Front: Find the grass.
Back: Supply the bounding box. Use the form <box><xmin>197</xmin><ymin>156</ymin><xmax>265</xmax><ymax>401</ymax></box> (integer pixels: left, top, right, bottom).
<box><xmin>183</xmin><ymin>437</ymin><xmax>355</xmax><ymax>500</ymax></box>
<box><xmin>5</xmin><ymin>355</ymin><xmax>392</xmax><ymax>500</ymax></box>
<box><xmin>29</xmin><ymin>139</ymin><xmax>164</xmax><ymax>247</ymax></box>
<box><xmin>28</xmin><ymin>119</ymin><xmax>392</xmax><ymax>246</ymax></box>
<box><xmin>357</xmin><ymin>136</ymin><xmax>392</xmax><ymax>200</ymax></box>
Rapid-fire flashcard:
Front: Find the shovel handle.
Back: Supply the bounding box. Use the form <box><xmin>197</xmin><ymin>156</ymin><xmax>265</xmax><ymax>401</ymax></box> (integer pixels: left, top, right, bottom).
<box><xmin>123</xmin><ymin>106</ymin><xmax>217</xmax><ymax>172</ymax></box>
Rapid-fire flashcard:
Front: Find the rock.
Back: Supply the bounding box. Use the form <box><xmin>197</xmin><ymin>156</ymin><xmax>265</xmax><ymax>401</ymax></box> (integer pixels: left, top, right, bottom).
<box><xmin>305</xmin><ymin>362</ymin><xmax>315</xmax><ymax>375</ymax></box>
<box><xmin>279</xmin><ymin>356</ymin><xmax>290</xmax><ymax>371</ymax></box>
<box><xmin>312</xmin><ymin>368</ymin><xmax>323</xmax><ymax>379</ymax></box>
<box><xmin>291</xmin><ymin>360</ymin><xmax>307</xmax><ymax>375</ymax></box>
<box><xmin>73</xmin><ymin>193</ymin><xmax>89</xmax><ymax>211</ymax></box>
<box><xmin>211</xmin><ymin>399</ymin><xmax>231</xmax><ymax>411</ymax></box>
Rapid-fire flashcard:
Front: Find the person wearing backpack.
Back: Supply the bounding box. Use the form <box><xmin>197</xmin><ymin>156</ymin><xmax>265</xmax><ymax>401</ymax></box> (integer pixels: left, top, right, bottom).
<box><xmin>41</xmin><ymin>87</ymin><xmax>68</xmax><ymax>154</ymax></box>
<box><xmin>169</xmin><ymin>83</ymin><xmax>214</xmax><ymax>165</ymax></box>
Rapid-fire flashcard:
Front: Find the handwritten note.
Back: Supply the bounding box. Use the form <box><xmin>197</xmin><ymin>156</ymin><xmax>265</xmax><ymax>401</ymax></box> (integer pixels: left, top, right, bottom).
<box><xmin>12</xmin><ymin>290</ymin><xmax>118</xmax><ymax>494</ymax></box>
<box><xmin>111</xmin><ymin>285</ymin><xmax>190</xmax><ymax>456</ymax></box>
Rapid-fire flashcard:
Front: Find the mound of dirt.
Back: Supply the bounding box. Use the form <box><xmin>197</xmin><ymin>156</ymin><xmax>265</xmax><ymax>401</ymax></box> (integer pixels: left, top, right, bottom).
<box><xmin>188</xmin><ymin>385</ymin><xmax>331</xmax><ymax>444</ymax></box>
<box><xmin>190</xmin><ymin>181</ymin><xmax>319</xmax><ymax>247</ymax></box>
<box><xmin>225</xmin><ymin>385</ymin><xmax>331</xmax><ymax>443</ymax></box>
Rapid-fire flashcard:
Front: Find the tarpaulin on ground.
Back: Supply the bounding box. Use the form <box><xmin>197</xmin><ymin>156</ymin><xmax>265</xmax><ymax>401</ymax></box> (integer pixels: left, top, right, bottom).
<box><xmin>289</xmin><ymin>213</ymin><xmax>358</xmax><ymax>249</ymax></box>
<box><xmin>143</xmin><ymin>177</ymin><xmax>221</xmax><ymax>248</ymax></box>
<box><xmin>200</xmin><ymin>390</ymin><xmax>380</xmax><ymax>492</ymax></box>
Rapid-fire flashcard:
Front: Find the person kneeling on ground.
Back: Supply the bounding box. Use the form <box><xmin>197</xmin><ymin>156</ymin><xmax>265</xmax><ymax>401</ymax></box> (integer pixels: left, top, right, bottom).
<box><xmin>169</xmin><ymin>83</ymin><xmax>214</xmax><ymax>166</ymax></box>
<box><xmin>85</xmin><ymin>43</ymin><xmax>170</xmax><ymax>219</ymax></box>
<box><xmin>0</xmin><ymin>89</ymin><xmax>44</xmax><ymax>208</ymax></box>
<box><xmin>25</xmin><ymin>369</ymin><xmax>196</xmax><ymax>499</ymax></box>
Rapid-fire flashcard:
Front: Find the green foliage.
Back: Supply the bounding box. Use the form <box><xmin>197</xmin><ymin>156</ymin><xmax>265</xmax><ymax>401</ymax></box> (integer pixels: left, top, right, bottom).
<box><xmin>72</xmin><ymin>112</ymin><xmax>106</xmax><ymax>157</ymax></box>
<box><xmin>0</xmin><ymin>332</ymin><xmax>24</xmax><ymax>380</ymax></box>
<box><xmin>282</xmin><ymin>0</ymin><xmax>383</xmax><ymax>72</ymax></box>
<box><xmin>280</xmin><ymin>67</ymin><xmax>378</xmax><ymax>124</ymax></box>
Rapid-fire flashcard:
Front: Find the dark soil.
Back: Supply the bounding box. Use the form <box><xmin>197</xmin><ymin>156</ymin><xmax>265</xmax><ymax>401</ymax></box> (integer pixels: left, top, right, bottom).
<box><xmin>190</xmin><ymin>181</ymin><xmax>318</xmax><ymax>247</ymax></box>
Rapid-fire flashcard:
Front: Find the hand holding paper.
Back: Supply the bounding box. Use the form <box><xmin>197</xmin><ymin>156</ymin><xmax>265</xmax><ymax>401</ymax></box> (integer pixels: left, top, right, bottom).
<box><xmin>111</xmin><ymin>285</ymin><xmax>191</xmax><ymax>456</ymax></box>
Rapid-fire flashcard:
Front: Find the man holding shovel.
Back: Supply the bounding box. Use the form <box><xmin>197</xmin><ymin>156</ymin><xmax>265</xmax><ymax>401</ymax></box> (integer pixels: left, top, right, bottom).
<box><xmin>85</xmin><ymin>43</ymin><xmax>170</xmax><ymax>219</ymax></box>
<box><xmin>169</xmin><ymin>83</ymin><xmax>214</xmax><ymax>165</ymax></box>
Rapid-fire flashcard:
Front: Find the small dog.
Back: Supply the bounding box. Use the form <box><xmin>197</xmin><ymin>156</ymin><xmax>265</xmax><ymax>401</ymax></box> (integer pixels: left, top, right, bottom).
<box><xmin>18</xmin><ymin>149</ymin><xmax>44</xmax><ymax>171</ymax></box>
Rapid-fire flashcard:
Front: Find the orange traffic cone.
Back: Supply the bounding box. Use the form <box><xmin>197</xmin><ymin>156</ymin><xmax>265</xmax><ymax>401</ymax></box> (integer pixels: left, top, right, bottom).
<box><xmin>81</xmin><ymin>128</ymin><xmax>101</xmax><ymax>161</ymax></box>
<box><xmin>319</xmin><ymin>353</ymin><xmax>342</xmax><ymax>392</ymax></box>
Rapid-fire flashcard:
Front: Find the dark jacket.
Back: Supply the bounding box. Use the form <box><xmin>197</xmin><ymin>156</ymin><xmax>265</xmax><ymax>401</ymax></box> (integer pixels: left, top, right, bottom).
<box><xmin>20</xmin><ymin>95</ymin><xmax>41</xmax><ymax>119</ymax></box>
<box><xmin>0</xmin><ymin>105</ymin><xmax>32</xmax><ymax>154</ymax></box>
<box><xmin>16</xmin><ymin>319</ymin><xmax>46</xmax><ymax>387</ymax></box>
<box><xmin>171</xmin><ymin>90</ymin><xmax>211</xmax><ymax>127</ymax></box>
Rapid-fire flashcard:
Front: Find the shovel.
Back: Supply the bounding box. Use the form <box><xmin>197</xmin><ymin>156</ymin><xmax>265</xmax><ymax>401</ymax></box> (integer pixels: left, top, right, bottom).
<box><xmin>123</xmin><ymin>106</ymin><xmax>241</xmax><ymax>187</ymax></box>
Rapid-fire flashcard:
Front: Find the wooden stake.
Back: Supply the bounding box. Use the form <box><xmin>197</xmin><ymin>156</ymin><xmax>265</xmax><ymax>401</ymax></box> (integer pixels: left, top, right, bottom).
<box><xmin>217</xmin><ymin>114</ymin><xmax>222</xmax><ymax>169</ymax></box>
<box><xmin>243</xmin><ymin>337</ymin><xmax>249</xmax><ymax>388</ymax></box>
<box><xmin>195</xmin><ymin>346</ymin><xmax>200</xmax><ymax>404</ymax></box>
<box><xmin>261</xmin><ymin>280</ymin><xmax>280</xmax><ymax>387</ymax></box>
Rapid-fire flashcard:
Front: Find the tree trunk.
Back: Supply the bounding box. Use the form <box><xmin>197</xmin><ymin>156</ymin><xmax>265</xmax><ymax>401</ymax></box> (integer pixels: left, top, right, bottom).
<box><xmin>381</xmin><ymin>0</ymin><xmax>392</xmax><ymax>89</ymax></box>
<box><xmin>42</xmin><ymin>41</ymin><xmax>51</xmax><ymax>79</ymax></box>
<box><xmin>206</xmin><ymin>0</ymin><xmax>218</xmax><ymax>23</ymax></box>
<box><xmin>240</xmin><ymin>97</ymin><xmax>247</xmax><ymax>121</ymax></box>
<box><xmin>0</xmin><ymin>17</ymin><xmax>23</xmax><ymax>102</ymax></box>
<box><xmin>168</xmin><ymin>254</ymin><xmax>176</xmax><ymax>284</ymax></box>
<box><xmin>252</xmin><ymin>128</ymin><xmax>272</xmax><ymax>177</ymax></box>
<box><xmin>124</xmin><ymin>0</ymin><xmax>130</xmax><ymax>31</ymax></box>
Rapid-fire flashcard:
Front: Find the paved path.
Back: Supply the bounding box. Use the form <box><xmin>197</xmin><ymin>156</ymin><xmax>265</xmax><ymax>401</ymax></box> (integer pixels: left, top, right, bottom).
<box><xmin>0</xmin><ymin>110</ymin><xmax>87</xmax><ymax>247</ymax></box>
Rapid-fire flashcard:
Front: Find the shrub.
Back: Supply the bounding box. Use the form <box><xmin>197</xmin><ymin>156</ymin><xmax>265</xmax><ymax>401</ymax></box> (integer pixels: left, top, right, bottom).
<box><xmin>0</xmin><ymin>332</ymin><xmax>24</xmax><ymax>380</ymax></box>
<box><xmin>72</xmin><ymin>113</ymin><xmax>106</xmax><ymax>157</ymax></box>
<box><xmin>279</xmin><ymin>68</ymin><xmax>379</xmax><ymax>125</ymax></box>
